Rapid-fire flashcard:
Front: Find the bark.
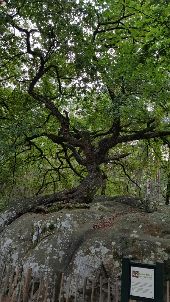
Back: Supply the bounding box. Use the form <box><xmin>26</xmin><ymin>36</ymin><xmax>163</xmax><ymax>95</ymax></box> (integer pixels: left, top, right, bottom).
<box><xmin>0</xmin><ymin>169</ymin><xmax>105</xmax><ymax>233</ymax></box>
<box><xmin>165</xmin><ymin>173</ymin><xmax>170</xmax><ymax>205</ymax></box>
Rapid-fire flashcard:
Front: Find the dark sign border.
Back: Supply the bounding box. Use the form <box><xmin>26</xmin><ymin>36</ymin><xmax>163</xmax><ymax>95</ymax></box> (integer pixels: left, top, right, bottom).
<box><xmin>121</xmin><ymin>258</ymin><xmax>164</xmax><ymax>302</ymax></box>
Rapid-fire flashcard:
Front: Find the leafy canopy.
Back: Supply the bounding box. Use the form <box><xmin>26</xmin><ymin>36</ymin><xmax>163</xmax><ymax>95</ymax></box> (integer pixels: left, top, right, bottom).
<box><xmin>0</xmin><ymin>0</ymin><xmax>170</xmax><ymax>200</ymax></box>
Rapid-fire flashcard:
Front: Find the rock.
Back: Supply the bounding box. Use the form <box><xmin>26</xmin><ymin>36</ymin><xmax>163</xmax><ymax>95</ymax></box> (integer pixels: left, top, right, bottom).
<box><xmin>0</xmin><ymin>196</ymin><xmax>169</xmax><ymax>301</ymax></box>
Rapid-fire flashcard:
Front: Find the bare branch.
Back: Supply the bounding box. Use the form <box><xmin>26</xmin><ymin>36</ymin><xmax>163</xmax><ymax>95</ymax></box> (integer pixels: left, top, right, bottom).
<box><xmin>93</xmin><ymin>13</ymin><xmax>135</xmax><ymax>40</ymax></box>
<box><xmin>99</xmin><ymin>14</ymin><xmax>135</xmax><ymax>26</ymax></box>
<box><xmin>117</xmin><ymin>161</ymin><xmax>141</xmax><ymax>192</ymax></box>
<box><xmin>10</xmin><ymin>20</ymin><xmax>42</xmax><ymax>59</ymax></box>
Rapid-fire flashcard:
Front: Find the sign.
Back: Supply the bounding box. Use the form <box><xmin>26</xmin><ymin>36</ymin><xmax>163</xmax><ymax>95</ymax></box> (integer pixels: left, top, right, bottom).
<box><xmin>121</xmin><ymin>258</ymin><xmax>164</xmax><ymax>302</ymax></box>
<box><xmin>130</xmin><ymin>266</ymin><xmax>154</xmax><ymax>299</ymax></box>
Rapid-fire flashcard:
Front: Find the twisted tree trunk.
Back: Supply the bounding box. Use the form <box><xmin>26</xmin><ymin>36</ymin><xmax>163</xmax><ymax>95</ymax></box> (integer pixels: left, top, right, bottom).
<box><xmin>0</xmin><ymin>169</ymin><xmax>105</xmax><ymax>233</ymax></box>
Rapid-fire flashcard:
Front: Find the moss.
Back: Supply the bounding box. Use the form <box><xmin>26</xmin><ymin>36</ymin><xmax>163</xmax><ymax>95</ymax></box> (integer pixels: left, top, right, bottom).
<box><xmin>48</xmin><ymin>223</ymin><xmax>55</xmax><ymax>231</ymax></box>
<box><xmin>47</xmin><ymin>202</ymin><xmax>90</xmax><ymax>213</ymax></box>
<box><xmin>47</xmin><ymin>204</ymin><xmax>63</xmax><ymax>213</ymax></box>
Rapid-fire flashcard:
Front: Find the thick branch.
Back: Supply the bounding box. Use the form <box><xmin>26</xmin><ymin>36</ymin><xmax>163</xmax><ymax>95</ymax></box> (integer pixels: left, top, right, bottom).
<box><xmin>0</xmin><ymin>170</ymin><xmax>104</xmax><ymax>232</ymax></box>
<box><xmin>103</xmin><ymin>152</ymin><xmax>130</xmax><ymax>163</ymax></box>
<box><xmin>62</xmin><ymin>145</ymin><xmax>84</xmax><ymax>178</ymax></box>
<box><xmin>96</xmin><ymin>128</ymin><xmax>170</xmax><ymax>165</ymax></box>
<box><xmin>64</xmin><ymin>143</ymin><xmax>85</xmax><ymax>165</ymax></box>
<box><xmin>117</xmin><ymin>130</ymin><xmax>170</xmax><ymax>144</ymax></box>
<box><xmin>25</xmin><ymin>132</ymin><xmax>85</xmax><ymax>165</ymax></box>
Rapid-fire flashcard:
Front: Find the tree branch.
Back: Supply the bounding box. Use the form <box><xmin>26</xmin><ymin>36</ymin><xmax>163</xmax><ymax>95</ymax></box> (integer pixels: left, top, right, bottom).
<box><xmin>62</xmin><ymin>145</ymin><xmax>84</xmax><ymax>178</ymax></box>
<box><xmin>104</xmin><ymin>152</ymin><xmax>130</xmax><ymax>163</ymax></box>
<box><xmin>117</xmin><ymin>161</ymin><xmax>141</xmax><ymax>192</ymax></box>
<box><xmin>9</xmin><ymin>20</ymin><xmax>70</xmax><ymax>133</ymax></box>
<box><xmin>93</xmin><ymin>13</ymin><xmax>135</xmax><ymax>40</ymax></box>
<box><xmin>117</xmin><ymin>130</ymin><xmax>170</xmax><ymax>144</ymax></box>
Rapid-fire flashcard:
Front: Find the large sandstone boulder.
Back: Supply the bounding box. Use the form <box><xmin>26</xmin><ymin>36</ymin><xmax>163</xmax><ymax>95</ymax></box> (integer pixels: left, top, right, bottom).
<box><xmin>0</xmin><ymin>196</ymin><xmax>169</xmax><ymax>301</ymax></box>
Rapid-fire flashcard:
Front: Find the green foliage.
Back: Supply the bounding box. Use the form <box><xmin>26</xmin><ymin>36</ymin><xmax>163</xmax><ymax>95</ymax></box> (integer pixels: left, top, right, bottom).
<box><xmin>0</xmin><ymin>0</ymin><xmax>170</xmax><ymax>205</ymax></box>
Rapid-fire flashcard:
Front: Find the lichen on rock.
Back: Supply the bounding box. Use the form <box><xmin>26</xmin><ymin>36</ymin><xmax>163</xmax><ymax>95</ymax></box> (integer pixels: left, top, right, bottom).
<box><xmin>0</xmin><ymin>196</ymin><xmax>169</xmax><ymax>300</ymax></box>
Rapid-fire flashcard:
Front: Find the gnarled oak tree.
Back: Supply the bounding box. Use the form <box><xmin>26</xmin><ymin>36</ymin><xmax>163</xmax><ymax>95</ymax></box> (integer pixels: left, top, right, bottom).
<box><xmin>0</xmin><ymin>0</ymin><xmax>170</xmax><ymax>225</ymax></box>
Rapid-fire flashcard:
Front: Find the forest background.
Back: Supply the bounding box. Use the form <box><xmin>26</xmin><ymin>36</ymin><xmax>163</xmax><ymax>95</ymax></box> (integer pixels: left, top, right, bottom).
<box><xmin>0</xmin><ymin>0</ymin><xmax>170</xmax><ymax>212</ymax></box>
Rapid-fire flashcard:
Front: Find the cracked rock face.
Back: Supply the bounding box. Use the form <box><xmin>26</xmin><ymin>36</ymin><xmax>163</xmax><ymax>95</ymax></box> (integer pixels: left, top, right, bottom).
<box><xmin>0</xmin><ymin>197</ymin><xmax>169</xmax><ymax>300</ymax></box>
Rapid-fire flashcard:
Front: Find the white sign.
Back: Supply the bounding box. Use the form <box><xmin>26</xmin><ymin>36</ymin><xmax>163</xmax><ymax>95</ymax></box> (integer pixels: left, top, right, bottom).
<box><xmin>130</xmin><ymin>266</ymin><xmax>154</xmax><ymax>299</ymax></box>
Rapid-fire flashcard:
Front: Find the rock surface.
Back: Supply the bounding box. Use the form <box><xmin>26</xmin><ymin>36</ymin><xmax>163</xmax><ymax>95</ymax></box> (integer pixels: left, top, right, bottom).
<box><xmin>0</xmin><ymin>196</ymin><xmax>169</xmax><ymax>300</ymax></box>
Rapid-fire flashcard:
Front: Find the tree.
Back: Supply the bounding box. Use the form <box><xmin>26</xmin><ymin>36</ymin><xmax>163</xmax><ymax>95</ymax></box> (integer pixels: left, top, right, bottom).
<box><xmin>162</xmin><ymin>138</ymin><xmax>170</xmax><ymax>205</ymax></box>
<box><xmin>0</xmin><ymin>0</ymin><xmax>170</xmax><ymax>221</ymax></box>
